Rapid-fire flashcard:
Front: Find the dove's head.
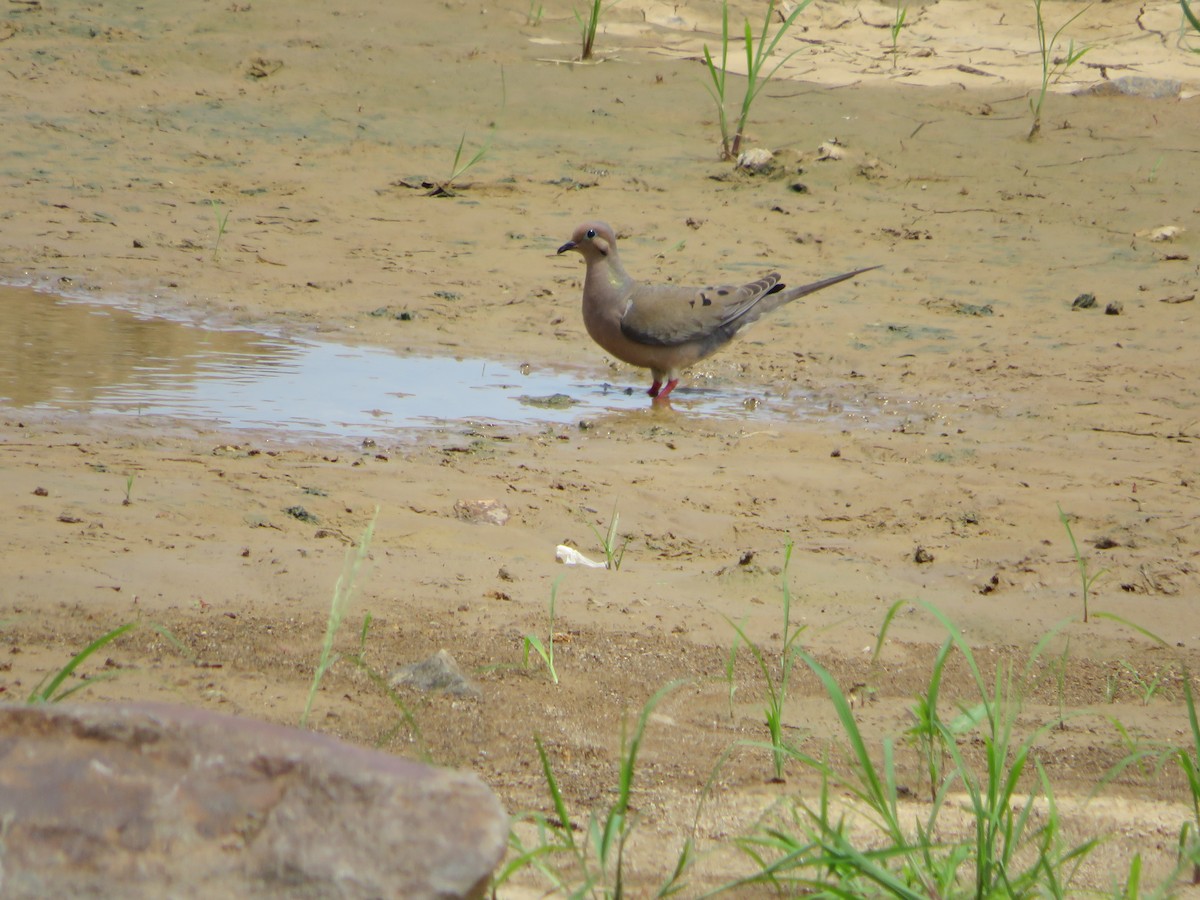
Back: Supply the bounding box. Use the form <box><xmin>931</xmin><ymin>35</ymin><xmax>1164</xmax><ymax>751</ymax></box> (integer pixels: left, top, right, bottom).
<box><xmin>557</xmin><ymin>221</ymin><xmax>618</xmax><ymax>261</ymax></box>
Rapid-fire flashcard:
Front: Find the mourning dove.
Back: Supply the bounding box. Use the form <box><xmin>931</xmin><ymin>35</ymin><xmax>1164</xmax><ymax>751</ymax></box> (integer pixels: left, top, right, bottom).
<box><xmin>557</xmin><ymin>221</ymin><xmax>880</xmax><ymax>400</ymax></box>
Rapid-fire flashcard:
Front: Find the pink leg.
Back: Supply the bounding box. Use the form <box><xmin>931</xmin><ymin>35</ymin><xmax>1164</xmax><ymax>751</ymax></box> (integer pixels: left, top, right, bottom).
<box><xmin>647</xmin><ymin>380</ymin><xmax>662</xmax><ymax>397</ymax></box>
<box><xmin>655</xmin><ymin>378</ymin><xmax>680</xmax><ymax>400</ymax></box>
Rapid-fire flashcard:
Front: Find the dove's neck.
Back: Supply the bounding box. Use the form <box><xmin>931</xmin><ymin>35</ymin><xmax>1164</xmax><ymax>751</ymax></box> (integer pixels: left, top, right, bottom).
<box><xmin>585</xmin><ymin>252</ymin><xmax>634</xmax><ymax>308</ymax></box>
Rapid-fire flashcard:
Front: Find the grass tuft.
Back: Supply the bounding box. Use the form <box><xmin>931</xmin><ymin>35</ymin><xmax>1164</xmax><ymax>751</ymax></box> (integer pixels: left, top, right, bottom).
<box><xmin>427</xmin><ymin>69</ymin><xmax>505</xmax><ymax>197</ymax></box>
<box><xmin>728</xmin><ymin>600</ymin><xmax>1105</xmax><ymax>896</ymax></box>
<box><xmin>501</xmin><ymin>681</ymin><xmax>688</xmax><ymax>895</ymax></box>
<box><xmin>523</xmin><ymin>576</ymin><xmax>562</xmax><ymax>684</ymax></box>
<box><xmin>724</xmin><ymin>542</ymin><xmax>806</xmax><ymax>782</ymax></box>
<box><xmin>26</xmin><ymin>619</ymin><xmax>188</xmax><ymax>703</ymax></box>
<box><xmin>208</xmin><ymin>198</ymin><xmax>230</xmax><ymax>260</ymax></box>
<box><xmin>702</xmin><ymin>0</ymin><xmax>814</xmax><ymax>160</ymax></box>
<box><xmin>1183</xmin><ymin>0</ymin><xmax>1200</xmax><ymax>46</ymax></box>
<box><xmin>588</xmin><ymin>500</ymin><xmax>629</xmax><ymax>571</ymax></box>
<box><xmin>575</xmin><ymin>0</ymin><xmax>617</xmax><ymax>60</ymax></box>
<box><xmin>27</xmin><ymin>622</ymin><xmax>138</xmax><ymax>703</ymax></box>
<box><xmin>1028</xmin><ymin>0</ymin><xmax>1091</xmax><ymax>139</ymax></box>
<box><xmin>300</xmin><ymin>507</ymin><xmax>378</xmax><ymax>728</ymax></box>
<box><xmin>1058</xmin><ymin>503</ymin><xmax>1105</xmax><ymax>623</ymax></box>
<box><xmin>890</xmin><ymin>1</ymin><xmax>909</xmax><ymax>69</ymax></box>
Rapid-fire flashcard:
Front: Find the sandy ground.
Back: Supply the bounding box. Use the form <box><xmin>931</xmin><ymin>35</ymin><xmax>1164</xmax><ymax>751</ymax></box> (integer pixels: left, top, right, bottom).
<box><xmin>3</xmin><ymin>0</ymin><xmax>1200</xmax><ymax>893</ymax></box>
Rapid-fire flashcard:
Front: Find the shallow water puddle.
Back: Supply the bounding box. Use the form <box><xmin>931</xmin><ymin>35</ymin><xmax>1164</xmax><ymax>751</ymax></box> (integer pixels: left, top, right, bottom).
<box><xmin>0</xmin><ymin>284</ymin><xmax>887</xmax><ymax>440</ymax></box>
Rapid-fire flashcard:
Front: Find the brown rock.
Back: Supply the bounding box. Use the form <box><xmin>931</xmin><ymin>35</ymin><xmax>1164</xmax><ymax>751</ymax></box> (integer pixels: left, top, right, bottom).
<box><xmin>0</xmin><ymin>702</ymin><xmax>508</xmax><ymax>899</ymax></box>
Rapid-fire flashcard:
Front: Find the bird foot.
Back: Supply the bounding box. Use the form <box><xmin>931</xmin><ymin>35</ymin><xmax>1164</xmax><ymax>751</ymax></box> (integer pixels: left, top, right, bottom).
<box><xmin>655</xmin><ymin>379</ymin><xmax>680</xmax><ymax>401</ymax></box>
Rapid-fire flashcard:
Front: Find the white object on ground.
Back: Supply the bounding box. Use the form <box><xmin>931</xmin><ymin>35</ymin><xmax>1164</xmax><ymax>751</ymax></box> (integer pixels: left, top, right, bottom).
<box><xmin>555</xmin><ymin>545</ymin><xmax>608</xmax><ymax>568</ymax></box>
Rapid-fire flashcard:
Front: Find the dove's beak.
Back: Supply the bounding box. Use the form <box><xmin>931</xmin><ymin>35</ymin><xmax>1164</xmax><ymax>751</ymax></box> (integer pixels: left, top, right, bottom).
<box><xmin>556</xmin><ymin>240</ymin><xmax>577</xmax><ymax>255</ymax></box>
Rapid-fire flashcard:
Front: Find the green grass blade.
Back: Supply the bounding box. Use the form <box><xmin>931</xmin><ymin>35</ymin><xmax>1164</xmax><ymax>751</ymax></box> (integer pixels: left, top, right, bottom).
<box><xmin>870</xmin><ymin>598</ymin><xmax>911</xmax><ymax>663</ymax></box>
<box><xmin>534</xmin><ymin>734</ymin><xmax>578</xmax><ymax>855</ymax></box>
<box><xmin>1092</xmin><ymin>611</ymin><xmax>1170</xmax><ymax>648</ymax></box>
<box><xmin>1185</xmin><ymin>0</ymin><xmax>1200</xmax><ymax>33</ymax></box>
<box><xmin>797</xmin><ymin>649</ymin><xmax>893</xmax><ymax>816</ymax></box>
<box><xmin>46</xmin><ymin>670</ymin><xmax>122</xmax><ymax>703</ymax></box>
<box><xmin>27</xmin><ymin>621</ymin><xmax>137</xmax><ymax>703</ymax></box>
<box><xmin>301</xmin><ymin>508</ymin><xmax>377</xmax><ymax>727</ymax></box>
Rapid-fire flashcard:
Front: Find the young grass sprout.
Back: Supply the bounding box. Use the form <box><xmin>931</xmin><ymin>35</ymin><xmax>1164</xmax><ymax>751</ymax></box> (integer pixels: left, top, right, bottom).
<box><xmin>429</xmin><ymin>131</ymin><xmax>494</xmax><ymax>198</ymax></box>
<box><xmin>501</xmin><ymin>681</ymin><xmax>687</xmax><ymax>896</ymax></box>
<box><xmin>208</xmin><ymin>198</ymin><xmax>230</xmax><ymax>260</ymax></box>
<box><xmin>428</xmin><ymin>69</ymin><xmax>506</xmax><ymax>197</ymax></box>
<box><xmin>1028</xmin><ymin>0</ymin><xmax>1091</xmax><ymax>139</ymax></box>
<box><xmin>724</xmin><ymin>622</ymin><xmax>744</xmax><ymax>719</ymax></box>
<box><xmin>523</xmin><ymin>576</ymin><xmax>562</xmax><ymax>684</ymax></box>
<box><xmin>1119</xmin><ymin>659</ymin><xmax>1174</xmax><ymax>706</ymax></box>
<box><xmin>702</xmin><ymin>0</ymin><xmax>814</xmax><ymax>161</ymax></box>
<box><xmin>1173</xmin><ymin>674</ymin><xmax>1200</xmax><ymax>883</ymax></box>
<box><xmin>1058</xmin><ymin>503</ymin><xmax>1106</xmax><ymax>622</ymax></box>
<box><xmin>26</xmin><ymin>620</ymin><xmax>188</xmax><ymax>703</ymax></box>
<box><xmin>343</xmin><ymin>612</ymin><xmax>424</xmax><ymax>753</ymax></box>
<box><xmin>300</xmin><ymin>508</ymin><xmax>378</xmax><ymax>728</ymax></box>
<box><xmin>725</xmin><ymin>542</ymin><xmax>806</xmax><ymax>781</ymax></box>
<box><xmin>1183</xmin><ymin>0</ymin><xmax>1200</xmax><ymax>48</ymax></box>
<box><xmin>588</xmin><ymin>500</ymin><xmax>628</xmax><ymax>571</ymax></box>
<box><xmin>901</xmin><ymin>636</ymin><xmax>986</xmax><ymax>802</ymax></box>
<box><xmin>576</xmin><ymin>0</ymin><xmax>616</xmax><ymax>61</ymax></box>
<box><xmin>890</xmin><ymin>1</ymin><xmax>909</xmax><ymax>69</ymax></box>
<box><xmin>27</xmin><ymin>622</ymin><xmax>138</xmax><ymax>703</ymax></box>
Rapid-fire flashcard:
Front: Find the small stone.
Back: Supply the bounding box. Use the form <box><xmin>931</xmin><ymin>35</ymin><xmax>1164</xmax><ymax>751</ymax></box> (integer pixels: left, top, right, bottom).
<box><xmin>736</xmin><ymin>147</ymin><xmax>776</xmax><ymax>173</ymax></box>
<box><xmin>1105</xmin><ymin>301</ymin><xmax>1123</xmax><ymax>315</ymax></box>
<box><xmin>914</xmin><ymin>546</ymin><xmax>935</xmax><ymax>564</ymax></box>
<box><xmin>1073</xmin><ymin>76</ymin><xmax>1181</xmax><ymax>99</ymax></box>
<box><xmin>1147</xmin><ymin>225</ymin><xmax>1182</xmax><ymax>242</ymax></box>
<box><xmin>816</xmin><ymin>141</ymin><xmax>845</xmax><ymax>161</ymax></box>
<box><xmin>1071</xmin><ymin>293</ymin><xmax>1096</xmax><ymax>310</ymax></box>
<box><xmin>454</xmin><ymin>499</ymin><xmax>509</xmax><ymax>526</ymax></box>
<box><xmin>245</xmin><ymin>57</ymin><xmax>283</xmax><ymax>79</ymax></box>
<box><xmin>391</xmin><ymin>650</ymin><xmax>481</xmax><ymax>698</ymax></box>
<box><xmin>284</xmin><ymin>505</ymin><xmax>318</xmax><ymax>524</ymax></box>
<box><xmin>518</xmin><ymin>393</ymin><xmax>576</xmax><ymax>409</ymax></box>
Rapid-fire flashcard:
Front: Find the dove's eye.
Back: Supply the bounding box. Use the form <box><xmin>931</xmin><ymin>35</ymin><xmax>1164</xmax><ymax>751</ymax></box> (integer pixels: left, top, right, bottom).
<box><xmin>586</xmin><ymin>228</ymin><xmax>597</xmax><ymax>239</ymax></box>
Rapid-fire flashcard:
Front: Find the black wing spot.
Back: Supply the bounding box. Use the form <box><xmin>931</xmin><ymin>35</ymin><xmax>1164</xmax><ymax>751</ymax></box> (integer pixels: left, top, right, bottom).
<box><xmin>717</xmin><ymin>288</ymin><xmax>729</xmax><ymax>296</ymax></box>
<box><xmin>766</xmin><ymin>283</ymin><xmax>785</xmax><ymax>296</ymax></box>
<box><xmin>701</xmin><ymin>293</ymin><xmax>713</xmax><ymax>307</ymax></box>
